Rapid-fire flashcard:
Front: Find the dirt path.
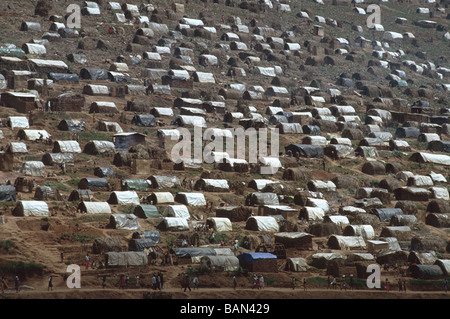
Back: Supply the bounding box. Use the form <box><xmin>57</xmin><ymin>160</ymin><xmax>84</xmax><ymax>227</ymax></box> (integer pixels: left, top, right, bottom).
<box><xmin>3</xmin><ymin>286</ymin><xmax>450</xmax><ymax>299</ymax></box>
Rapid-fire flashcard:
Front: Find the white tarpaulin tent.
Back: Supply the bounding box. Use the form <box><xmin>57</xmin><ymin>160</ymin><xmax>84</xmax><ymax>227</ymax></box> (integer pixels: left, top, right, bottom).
<box><xmin>175</xmin><ymin>192</ymin><xmax>206</xmax><ymax>206</ymax></box>
<box><xmin>207</xmin><ymin>217</ymin><xmax>233</xmax><ymax>232</ymax></box>
<box><xmin>79</xmin><ymin>202</ymin><xmax>112</xmax><ymax>214</ymax></box>
<box><xmin>249</xmin><ymin>179</ymin><xmax>280</xmax><ymax>191</ymax></box>
<box><xmin>20</xmin><ymin>161</ymin><xmax>45</xmax><ymax>176</ymax></box>
<box><xmin>246</xmin><ymin>216</ymin><xmax>279</xmax><ymax>232</ymax></box>
<box><xmin>285</xmin><ymin>257</ymin><xmax>308</xmax><ymax>272</ymax></box>
<box><xmin>307</xmin><ymin>198</ymin><xmax>330</xmax><ymax>213</ymax></box>
<box><xmin>148</xmin><ymin>192</ymin><xmax>174</xmax><ymax>204</ymax></box>
<box><xmin>200</xmin><ymin>256</ymin><xmax>240</xmax><ymax>271</ymax></box>
<box><xmin>19</xmin><ymin>129</ymin><xmax>49</xmax><ymax>141</ymax></box>
<box><xmin>157</xmin><ymin>217</ymin><xmax>189</xmax><ymax>231</ymax></box>
<box><xmin>13</xmin><ymin>201</ymin><xmax>49</xmax><ymax>217</ymax></box>
<box><xmin>328</xmin><ymin>235</ymin><xmax>367</xmax><ymax>250</ymax></box>
<box><xmin>6</xmin><ymin>142</ymin><xmax>27</xmax><ymax>153</ymax></box>
<box><xmin>300</xmin><ymin>207</ymin><xmax>325</xmax><ymax>221</ymax></box>
<box><xmin>53</xmin><ymin>140</ymin><xmax>82</xmax><ymax>153</ymax></box>
<box><xmin>163</xmin><ymin>205</ymin><xmax>190</xmax><ymax>218</ymax></box>
<box><xmin>108</xmin><ymin>191</ymin><xmax>140</xmax><ymax>205</ymax></box>
<box><xmin>323</xmin><ymin>215</ymin><xmax>350</xmax><ymax>226</ymax></box>
<box><xmin>343</xmin><ymin>225</ymin><xmax>375</xmax><ymax>240</ymax></box>
<box><xmin>409</xmin><ymin>152</ymin><xmax>450</xmax><ymax>166</ymax></box>
<box><xmin>7</xmin><ymin>116</ymin><xmax>29</xmax><ymax>129</ymax></box>
<box><xmin>109</xmin><ymin>214</ymin><xmax>140</xmax><ymax>230</ymax></box>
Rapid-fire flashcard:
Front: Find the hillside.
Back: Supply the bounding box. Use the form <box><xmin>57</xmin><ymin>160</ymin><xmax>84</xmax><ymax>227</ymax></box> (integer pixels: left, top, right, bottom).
<box><xmin>0</xmin><ymin>0</ymin><xmax>449</xmax><ymax>302</ymax></box>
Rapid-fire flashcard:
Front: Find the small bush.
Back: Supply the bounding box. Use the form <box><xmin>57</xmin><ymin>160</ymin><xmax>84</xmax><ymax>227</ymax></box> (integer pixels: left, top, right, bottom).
<box><xmin>0</xmin><ymin>261</ymin><xmax>44</xmax><ymax>278</ymax></box>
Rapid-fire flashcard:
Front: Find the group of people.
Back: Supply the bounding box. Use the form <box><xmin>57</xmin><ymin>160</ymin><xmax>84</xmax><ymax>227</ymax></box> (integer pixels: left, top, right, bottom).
<box><xmin>151</xmin><ymin>272</ymin><xmax>164</xmax><ymax>290</ymax></box>
<box><xmin>252</xmin><ymin>274</ymin><xmax>265</xmax><ymax>290</ymax></box>
<box><xmin>180</xmin><ymin>273</ymin><xmax>198</xmax><ymax>292</ymax></box>
<box><xmin>1</xmin><ymin>276</ymin><xmax>20</xmax><ymax>294</ymax></box>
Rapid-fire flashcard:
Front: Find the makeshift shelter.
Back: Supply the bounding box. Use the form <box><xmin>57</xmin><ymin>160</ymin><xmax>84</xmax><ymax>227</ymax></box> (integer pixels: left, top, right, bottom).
<box><xmin>163</xmin><ymin>205</ymin><xmax>190</xmax><ymax>219</ymax></box>
<box><xmin>149</xmin><ymin>175</ymin><xmax>181</xmax><ymax>189</ymax></box>
<box><xmin>327</xmin><ymin>235</ymin><xmax>367</xmax><ymax>250</ymax></box>
<box><xmin>131</xmin><ymin>114</ymin><xmax>157</xmax><ymax>127</ymax></box>
<box><xmin>394</xmin><ymin>187</ymin><xmax>431</xmax><ymax>201</ymax></box>
<box><xmin>371</xmin><ymin>208</ymin><xmax>404</xmax><ymax>222</ymax></box>
<box><xmin>12</xmin><ymin>201</ymin><xmax>49</xmax><ymax>217</ymax></box>
<box><xmin>407</xmin><ymin>252</ymin><xmax>438</xmax><ymax>265</ymax></box>
<box><xmin>105</xmin><ymin>251</ymin><xmax>148</xmax><ymax>267</ymax></box>
<box><xmin>20</xmin><ymin>161</ymin><xmax>45</xmax><ymax>177</ymax></box>
<box><xmin>120</xmin><ymin>179</ymin><xmax>150</xmax><ymax>191</ymax></box>
<box><xmin>156</xmin><ymin>217</ymin><xmax>189</xmax><ymax>231</ymax></box>
<box><xmin>133</xmin><ymin>205</ymin><xmax>159</xmax><ymax>219</ymax></box>
<box><xmin>92</xmin><ymin>238</ymin><xmax>123</xmax><ymax>254</ymax></box>
<box><xmin>175</xmin><ymin>192</ymin><xmax>206</xmax><ymax>207</ymax></box>
<box><xmin>206</xmin><ymin>217</ymin><xmax>233</xmax><ymax>232</ymax></box>
<box><xmin>107</xmin><ymin>191</ymin><xmax>140</xmax><ymax>205</ymax></box>
<box><xmin>0</xmin><ymin>185</ymin><xmax>16</xmax><ymax>202</ymax></box>
<box><xmin>307</xmin><ymin>180</ymin><xmax>336</xmax><ymax>192</ymax></box>
<box><xmin>194</xmin><ymin>179</ymin><xmax>229</xmax><ymax>192</ymax></box>
<box><xmin>310</xmin><ymin>253</ymin><xmax>343</xmax><ymax>269</ymax></box>
<box><xmin>380</xmin><ymin>226</ymin><xmax>412</xmax><ymax>241</ymax></box>
<box><xmin>108</xmin><ymin>214</ymin><xmax>140</xmax><ymax>230</ymax></box>
<box><xmin>147</xmin><ymin>192</ymin><xmax>174</xmax><ymax>204</ymax></box>
<box><xmin>299</xmin><ymin>207</ymin><xmax>325</xmax><ymax>221</ymax></box>
<box><xmin>411</xmin><ymin>235</ymin><xmax>448</xmax><ymax>253</ymax></box>
<box><xmin>57</xmin><ymin>120</ymin><xmax>86</xmax><ymax>131</ymax></box>
<box><xmin>247</xmin><ymin>193</ymin><xmax>279</xmax><ymax>206</ymax></box>
<box><xmin>274</xmin><ymin>232</ymin><xmax>313</xmax><ymax>250</ymax></box>
<box><xmin>78</xmin><ymin>178</ymin><xmax>109</xmax><ymax>191</ymax></box>
<box><xmin>343</xmin><ymin>225</ymin><xmax>375</xmax><ymax>240</ymax></box>
<box><xmin>390</xmin><ymin>215</ymin><xmax>418</xmax><ymax>227</ymax></box>
<box><xmin>434</xmin><ymin>259</ymin><xmax>450</xmax><ymax>276</ymax></box>
<box><xmin>7</xmin><ymin>116</ymin><xmax>29</xmax><ymax>129</ymax></box>
<box><xmin>83</xmin><ymin>141</ymin><xmax>115</xmax><ymax>156</ymax></box>
<box><xmin>285</xmin><ymin>257</ymin><xmax>308</xmax><ymax>272</ymax></box>
<box><xmin>284</xmin><ymin>144</ymin><xmax>324</xmax><ymax>158</ymax></box>
<box><xmin>52</xmin><ymin>141</ymin><xmax>81</xmax><ymax>153</ymax></box>
<box><xmin>77</xmin><ymin>202</ymin><xmax>112</xmax><ymax>214</ymax></box>
<box><xmin>34</xmin><ymin>186</ymin><xmax>62</xmax><ymax>201</ymax></box>
<box><xmin>409</xmin><ymin>264</ymin><xmax>444</xmax><ymax>279</ymax></box>
<box><xmin>425</xmin><ymin>213</ymin><xmax>450</xmax><ymax>228</ymax></box>
<box><xmin>215</xmin><ymin>206</ymin><xmax>254</xmax><ymax>222</ymax></box>
<box><xmin>68</xmin><ymin>189</ymin><xmax>93</xmax><ymax>202</ymax></box>
<box><xmin>200</xmin><ymin>256</ymin><xmax>240</xmax><ymax>272</ymax></box>
<box><xmin>245</xmin><ymin>216</ymin><xmax>279</xmax><ymax>232</ymax></box>
<box><xmin>237</xmin><ymin>252</ymin><xmax>278</xmax><ymax>272</ymax></box>
<box><xmin>17</xmin><ymin>129</ymin><xmax>49</xmax><ymax>142</ymax></box>
<box><xmin>409</xmin><ymin>152</ymin><xmax>450</xmax><ymax>166</ymax></box>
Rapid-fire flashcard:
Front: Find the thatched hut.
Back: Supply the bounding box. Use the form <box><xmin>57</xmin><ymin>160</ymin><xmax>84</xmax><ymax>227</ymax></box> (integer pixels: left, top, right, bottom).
<box><xmin>361</xmin><ymin>161</ymin><xmax>385</xmax><ymax>175</ymax></box>
<box><xmin>379</xmin><ymin>226</ymin><xmax>412</xmax><ymax>241</ymax></box>
<box><xmin>427</xmin><ymin>199</ymin><xmax>450</xmax><ymax>214</ymax></box>
<box><xmin>92</xmin><ymin>237</ymin><xmax>124</xmax><ymax>254</ymax></box>
<box><xmin>425</xmin><ymin>213</ymin><xmax>450</xmax><ymax>228</ymax></box>
<box><xmin>411</xmin><ymin>235</ymin><xmax>448</xmax><ymax>253</ymax></box>
<box><xmin>282</xmin><ymin>167</ymin><xmax>312</xmax><ymax>183</ymax></box>
<box><xmin>308</xmin><ymin>223</ymin><xmax>341</xmax><ymax>237</ymax></box>
<box><xmin>395</xmin><ymin>201</ymin><xmax>418</xmax><ymax>215</ymax></box>
<box><xmin>215</xmin><ymin>206</ymin><xmax>254</xmax><ymax>222</ymax></box>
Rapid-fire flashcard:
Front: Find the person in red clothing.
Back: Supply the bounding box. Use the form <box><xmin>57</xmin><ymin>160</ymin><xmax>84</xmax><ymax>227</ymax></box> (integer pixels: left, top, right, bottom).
<box><xmin>385</xmin><ymin>278</ymin><xmax>390</xmax><ymax>292</ymax></box>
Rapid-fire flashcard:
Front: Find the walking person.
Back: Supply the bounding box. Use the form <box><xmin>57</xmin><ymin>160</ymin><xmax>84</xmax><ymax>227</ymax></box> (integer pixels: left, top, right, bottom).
<box><xmin>398</xmin><ymin>279</ymin><xmax>403</xmax><ymax>292</ymax></box>
<box><xmin>403</xmin><ymin>279</ymin><xmax>407</xmax><ymax>292</ymax></box>
<box><xmin>327</xmin><ymin>276</ymin><xmax>331</xmax><ymax>289</ymax></box>
<box><xmin>303</xmin><ymin>278</ymin><xmax>307</xmax><ymax>291</ymax></box>
<box><xmin>184</xmin><ymin>274</ymin><xmax>191</xmax><ymax>292</ymax></box>
<box><xmin>14</xmin><ymin>276</ymin><xmax>20</xmax><ymax>293</ymax></box>
<box><xmin>152</xmin><ymin>274</ymin><xmax>157</xmax><ymax>290</ymax></box>
<box><xmin>349</xmin><ymin>275</ymin><xmax>354</xmax><ymax>290</ymax></box>
<box><xmin>102</xmin><ymin>276</ymin><xmax>107</xmax><ymax>289</ymax></box>
<box><xmin>444</xmin><ymin>278</ymin><xmax>448</xmax><ymax>293</ymax></box>
<box><xmin>48</xmin><ymin>276</ymin><xmax>53</xmax><ymax>291</ymax></box>
<box><xmin>340</xmin><ymin>275</ymin><xmax>346</xmax><ymax>291</ymax></box>
<box><xmin>259</xmin><ymin>275</ymin><xmax>264</xmax><ymax>290</ymax></box>
<box><xmin>193</xmin><ymin>276</ymin><xmax>199</xmax><ymax>290</ymax></box>
<box><xmin>60</xmin><ymin>252</ymin><xmax>64</xmax><ymax>263</ymax></box>
<box><xmin>292</xmin><ymin>277</ymin><xmax>296</xmax><ymax>290</ymax></box>
<box><xmin>119</xmin><ymin>274</ymin><xmax>126</xmax><ymax>289</ymax></box>
<box><xmin>233</xmin><ymin>275</ymin><xmax>237</xmax><ymax>290</ymax></box>
<box><xmin>85</xmin><ymin>253</ymin><xmax>90</xmax><ymax>270</ymax></box>
<box><xmin>159</xmin><ymin>272</ymin><xmax>164</xmax><ymax>290</ymax></box>
<box><xmin>385</xmin><ymin>278</ymin><xmax>390</xmax><ymax>292</ymax></box>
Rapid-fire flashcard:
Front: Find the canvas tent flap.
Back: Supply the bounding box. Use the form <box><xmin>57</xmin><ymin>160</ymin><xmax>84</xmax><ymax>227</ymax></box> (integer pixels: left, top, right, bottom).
<box><xmin>157</xmin><ymin>217</ymin><xmax>189</xmax><ymax>231</ymax></box>
<box><xmin>246</xmin><ymin>216</ymin><xmax>280</xmax><ymax>232</ymax></box>
<box><xmin>175</xmin><ymin>192</ymin><xmax>206</xmax><ymax>206</ymax></box>
<box><xmin>79</xmin><ymin>202</ymin><xmax>112</xmax><ymax>214</ymax></box>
